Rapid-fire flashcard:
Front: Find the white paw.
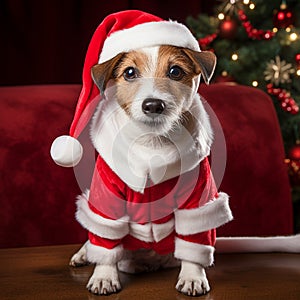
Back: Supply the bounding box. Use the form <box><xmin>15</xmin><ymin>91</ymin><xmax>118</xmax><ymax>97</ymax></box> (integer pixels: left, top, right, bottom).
<box><xmin>176</xmin><ymin>261</ymin><xmax>210</xmax><ymax>296</ymax></box>
<box><xmin>87</xmin><ymin>264</ymin><xmax>121</xmax><ymax>295</ymax></box>
<box><xmin>176</xmin><ymin>277</ymin><xmax>210</xmax><ymax>296</ymax></box>
<box><xmin>69</xmin><ymin>242</ymin><xmax>88</xmax><ymax>267</ymax></box>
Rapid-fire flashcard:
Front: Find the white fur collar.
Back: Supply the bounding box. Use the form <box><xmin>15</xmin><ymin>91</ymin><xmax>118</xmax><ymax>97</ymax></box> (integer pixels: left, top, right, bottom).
<box><xmin>90</xmin><ymin>93</ymin><xmax>213</xmax><ymax>193</ymax></box>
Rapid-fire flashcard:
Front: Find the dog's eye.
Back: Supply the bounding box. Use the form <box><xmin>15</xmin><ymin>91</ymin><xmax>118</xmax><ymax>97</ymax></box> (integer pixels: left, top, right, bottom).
<box><xmin>168</xmin><ymin>66</ymin><xmax>184</xmax><ymax>80</ymax></box>
<box><xmin>123</xmin><ymin>67</ymin><xmax>137</xmax><ymax>81</ymax></box>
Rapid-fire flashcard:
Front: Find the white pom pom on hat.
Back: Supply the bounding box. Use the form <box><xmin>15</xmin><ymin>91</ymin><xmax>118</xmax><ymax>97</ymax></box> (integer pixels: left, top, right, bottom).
<box><xmin>50</xmin><ymin>135</ymin><xmax>83</xmax><ymax>167</ymax></box>
<box><xmin>50</xmin><ymin>10</ymin><xmax>200</xmax><ymax>167</ymax></box>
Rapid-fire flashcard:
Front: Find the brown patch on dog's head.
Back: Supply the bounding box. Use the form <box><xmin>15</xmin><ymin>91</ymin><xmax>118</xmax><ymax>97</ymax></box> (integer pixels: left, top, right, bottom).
<box><xmin>112</xmin><ymin>50</ymin><xmax>152</xmax><ymax>114</ymax></box>
<box><xmin>156</xmin><ymin>46</ymin><xmax>196</xmax><ymax>88</ymax></box>
<box><xmin>91</xmin><ymin>53</ymin><xmax>125</xmax><ymax>94</ymax></box>
<box><xmin>181</xmin><ymin>48</ymin><xmax>216</xmax><ymax>84</ymax></box>
<box><xmin>156</xmin><ymin>45</ymin><xmax>216</xmax><ymax>85</ymax></box>
<box><xmin>153</xmin><ymin>46</ymin><xmax>199</xmax><ymax>103</ymax></box>
<box><xmin>92</xmin><ymin>50</ymin><xmax>154</xmax><ymax>114</ymax></box>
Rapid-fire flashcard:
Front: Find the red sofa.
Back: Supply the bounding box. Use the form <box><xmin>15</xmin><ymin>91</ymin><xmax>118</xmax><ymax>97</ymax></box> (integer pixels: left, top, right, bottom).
<box><xmin>0</xmin><ymin>83</ymin><xmax>293</xmax><ymax>248</ymax></box>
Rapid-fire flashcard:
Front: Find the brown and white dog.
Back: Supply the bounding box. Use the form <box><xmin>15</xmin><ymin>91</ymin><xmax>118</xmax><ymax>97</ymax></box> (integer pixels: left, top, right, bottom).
<box><xmin>48</xmin><ymin>11</ymin><xmax>234</xmax><ymax>296</ymax></box>
<box><xmin>50</xmin><ymin>11</ymin><xmax>300</xmax><ymax>298</ymax></box>
<box><xmin>69</xmin><ymin>45</ymin><xmax>233</xmax><ymax>296</ymax></box>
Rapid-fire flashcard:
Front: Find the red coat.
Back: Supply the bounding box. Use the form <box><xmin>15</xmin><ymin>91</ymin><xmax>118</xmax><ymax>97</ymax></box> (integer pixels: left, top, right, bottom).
<box><xmin>76</xmin><ymin>155</ymin><xmax>232</xmax><ymax>266</ymax></box>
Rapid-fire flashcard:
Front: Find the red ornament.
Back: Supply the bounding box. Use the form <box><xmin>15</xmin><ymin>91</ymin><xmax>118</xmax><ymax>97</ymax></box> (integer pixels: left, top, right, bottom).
<box><xmin>289</xmin><ymin>142</ymin><xmax>300</xmax><ymax>161</ymax></box>
<box><xmin>238</xmin><ymin>10</ymin><xmax>275</xmax><ymax>40</ymax></box>
<box><xmin>296</xmin><ymin>54</ymin><xmax>300</xmax><ymax>76</ymax></box>
<box><xmin>219</xmin><ymin>18</ymin><xmax>238</xmax><ymax>39</ymax></box>
<box><xmin>273</xmin><ymin>7</ymin><xmax>295</xmax><ymax>29</ymax></box>
<box><xmin>267</xmin><ymin>83</ymin><xmax>299</xmax><ymax>115</ymax></box>
<box><xmin>198</xmin><ymin>33</ymin><xmax>217</xmax><ymax>50</ymax></box>
<box><xmin>264</xmin><ymin>32</ymin><xmax>272</xmax><ymax>40</ymax></box>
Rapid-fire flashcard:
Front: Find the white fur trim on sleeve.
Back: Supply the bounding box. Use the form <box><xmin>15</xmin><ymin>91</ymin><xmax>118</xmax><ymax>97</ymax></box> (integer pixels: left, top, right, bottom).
<box><xmin>174</xmin><ymin>238</ymin><xmax>215</xmax><ymax>267</ymax></box>
<box><xmin>86</xmin><ymin>241</ymin><xmax>124</xmax><ymax>264</ymax></box>
<box><xmin>216</xmin><ymin>234</ymin><xmax>300</xmax><ymax>253</ymax></box>
<box><xmin>76</xmin><ymin>190</ymin><xmax>129</xmax><ymax>239</ymax></box>
<box><xmin>99</xmin><ymin>21</ymin><xmax>200</xmax><ymax>63</ymax></box>
<box><xmin>175</xmin><ymin>192</ymin><xmax>233</xmax><ymax>235</ymax></box>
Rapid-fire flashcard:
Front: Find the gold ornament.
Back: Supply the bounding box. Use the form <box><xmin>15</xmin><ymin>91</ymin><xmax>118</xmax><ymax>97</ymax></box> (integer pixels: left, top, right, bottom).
<box><xmin>264</xmin><ymin>56</ymin><xmax>295</xmax><ymax>86</ymax></box>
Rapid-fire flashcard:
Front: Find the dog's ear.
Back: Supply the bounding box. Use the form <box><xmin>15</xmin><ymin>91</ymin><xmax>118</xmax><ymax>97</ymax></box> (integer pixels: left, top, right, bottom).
<box><xmin>183</xmin><ymin>49</ymin><xmax>217</xmax><ymax>84</ymax></box>
<box><xmin>91</xmin><ymin>53</ymin><xmax>125</xmax><ymax>94</ymax></box>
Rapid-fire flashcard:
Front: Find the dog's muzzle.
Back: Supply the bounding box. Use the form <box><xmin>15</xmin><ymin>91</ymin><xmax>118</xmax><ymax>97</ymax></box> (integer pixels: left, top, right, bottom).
<box><xmin>142</xmin><ymin>98</ymin><xmax>165</xmax><ymax>118</ymax></box>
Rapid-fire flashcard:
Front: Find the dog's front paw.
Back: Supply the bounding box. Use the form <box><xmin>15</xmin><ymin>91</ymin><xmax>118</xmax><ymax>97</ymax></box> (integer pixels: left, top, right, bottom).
<box><xmin>176</xmin><ymin>261</ymin><xmax>210</xmax><ymax>296</ymax></box>
<box><xmin>69</xmin><ymin>242</ymin><xmax>88</xmax><ymax>267</ymax></box>
<box><xmin>87</xmin><ymin>264</ymin><xmax>121</xmax><ymax>295</ymax></box>
<box><xmin>176</xmin><ymin>277</ymin><xmax>210</xmax><ymax>296</ymax></box>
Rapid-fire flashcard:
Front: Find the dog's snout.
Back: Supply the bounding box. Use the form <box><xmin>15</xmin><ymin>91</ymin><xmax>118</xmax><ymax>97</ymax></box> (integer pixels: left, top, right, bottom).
<box><xmin>142</xmin><ymin>98</ymin><xmax>165</xmax><ymax>116</ymax></box>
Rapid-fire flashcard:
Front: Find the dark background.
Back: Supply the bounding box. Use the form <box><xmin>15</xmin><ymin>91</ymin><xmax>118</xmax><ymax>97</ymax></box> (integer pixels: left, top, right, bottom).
<box><xmin>1</xmin><ymin>0</ymin><xmax>216</xmax><ymax>86</ymax></box>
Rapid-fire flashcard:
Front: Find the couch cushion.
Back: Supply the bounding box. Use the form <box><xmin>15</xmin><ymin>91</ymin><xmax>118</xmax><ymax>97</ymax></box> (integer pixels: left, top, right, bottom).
<box><xmin>0</xmin><ymin>85</ymin><xmax>86</xmax><ymax>247</ymax></box>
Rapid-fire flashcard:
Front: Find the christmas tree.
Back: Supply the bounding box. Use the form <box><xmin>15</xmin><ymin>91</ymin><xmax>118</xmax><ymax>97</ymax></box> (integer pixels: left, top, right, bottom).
<box><xmin>186</xmin><ymin>0</ymin><xmax>300</xmax><ymax>231</ymax></box>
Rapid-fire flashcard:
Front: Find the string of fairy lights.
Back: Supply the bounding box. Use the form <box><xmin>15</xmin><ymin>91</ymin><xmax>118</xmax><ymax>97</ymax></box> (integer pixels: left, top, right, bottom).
<box><xmin>215</xmin><ymin>0</ymin><xmax>299</xmax><ymax>87</ymax></box>
<box><xmin>191</xmin><ymin>0</ymin><xmax>300</xmax><ymax>195</ymax></box>
<box><xmin>197</xmin><ymin>0</ymin><xmax>300</xmax><ymax>115</ymax></box>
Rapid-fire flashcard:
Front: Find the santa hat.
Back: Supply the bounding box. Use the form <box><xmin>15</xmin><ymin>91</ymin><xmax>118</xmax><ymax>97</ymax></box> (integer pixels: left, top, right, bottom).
<box><xmin>50</xmin><ymin>10</ymin><xmax>200</xmax><ymax>167</ymax></box>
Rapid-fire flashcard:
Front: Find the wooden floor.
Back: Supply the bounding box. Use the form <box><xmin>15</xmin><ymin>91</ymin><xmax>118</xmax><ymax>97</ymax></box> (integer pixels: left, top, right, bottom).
<box><xmin>0</xmin><ymin>244</ymin><xmax>300</xmax><ymax>299</ymax></box>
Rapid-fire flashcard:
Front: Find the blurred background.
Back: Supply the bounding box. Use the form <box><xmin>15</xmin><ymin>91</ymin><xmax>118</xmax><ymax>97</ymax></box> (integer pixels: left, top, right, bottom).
<box><xmin>0</xmin><ymin>0</ymin><xmax>216</xmax><ymax>86</ymax></box>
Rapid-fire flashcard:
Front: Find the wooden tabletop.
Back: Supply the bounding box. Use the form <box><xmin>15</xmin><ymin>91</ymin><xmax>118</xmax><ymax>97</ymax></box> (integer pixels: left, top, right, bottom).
<box><xmin>0</xmin><ymin>244</ymin><xmax>299</xmax><ymax>300</ymax></box>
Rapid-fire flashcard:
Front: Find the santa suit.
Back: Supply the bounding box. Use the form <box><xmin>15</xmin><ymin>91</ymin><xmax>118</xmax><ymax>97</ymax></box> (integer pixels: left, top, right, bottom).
<box><xmin>75</xmin><ymin>93</ymin><xmax>233</xmax><ymax>267</ymax></box>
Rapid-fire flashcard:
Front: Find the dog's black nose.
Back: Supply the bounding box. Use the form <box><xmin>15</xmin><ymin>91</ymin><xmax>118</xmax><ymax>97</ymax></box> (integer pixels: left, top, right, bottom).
<box><xmin>142</xmin><ymin>98</ymin><xmax>165</xmax><ymax>116</ymax></box>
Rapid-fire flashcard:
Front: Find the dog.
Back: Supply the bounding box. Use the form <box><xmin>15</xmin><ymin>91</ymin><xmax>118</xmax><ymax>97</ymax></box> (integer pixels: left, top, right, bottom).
<box><xmin>68</xmin><ymin>44</ymin><xmax>233</xmax><ymax>296</ymax></box>
<box><xmin>49</xmin><ymin>11</ymin><xmax>300</xmax><ymax>297</ymax></box>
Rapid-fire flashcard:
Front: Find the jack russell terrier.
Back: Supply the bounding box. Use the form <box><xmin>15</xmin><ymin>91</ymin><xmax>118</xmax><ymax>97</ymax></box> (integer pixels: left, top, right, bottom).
<box><xmin>51</xmin><ymin>10</ymin><xmax>300</xmax><ymax>297</ymax></box>
<box><xmin>50</xmin><ymin>10</ymin><xmax>234</xmax><ymax>297</ymax></box>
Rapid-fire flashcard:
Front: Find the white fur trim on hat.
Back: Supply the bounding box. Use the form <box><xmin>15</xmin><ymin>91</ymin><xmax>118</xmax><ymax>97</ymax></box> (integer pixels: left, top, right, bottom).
<box><xmin>76</xmin><ymin>190</ymin><xmax>130</xmax><ymax>239</ymax></box>
<box><xmin>86</xmin><ymin>241</ymin><xmax>124</xmax><ymax>264</ymax></box>
<box><xmin>175</xmin><ymin>192</ymin><xmax>233</xmax><ymax>235</ymax></box>
<box><xmin>50</xmin><ymin>135</ymin><xmax>83</xmax><ymax>167</ymax></box>
<box><xmin>99</xmin><ymin>21</ymin><xmax>200</xmax><ymax>63</ymax></box>
<box><xmin>174</xmin><ymin>238</ymin><xmax>215</xmax><ymax>267</ymax></box>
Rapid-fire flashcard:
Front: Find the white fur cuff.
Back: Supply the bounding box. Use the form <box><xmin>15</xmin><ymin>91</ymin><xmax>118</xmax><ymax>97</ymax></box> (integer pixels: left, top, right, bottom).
<box><xmin>175</xmin><ymin>192</ymin><xmax>233</xmax><ymax>235</ymax></box>
<box><xmin>174</xmin><ymin>238</ymin><xmax>215</xmax><ymax>267</ymax></box>
<box><xmin>76</xmin><ymin>190</ymin><xmax>130</xmax><ymax>239</ymax></box>
<box><xmin>86</xmin><ymin>241</ymin><xmax>124</xmax><ymax>264</ymax></box>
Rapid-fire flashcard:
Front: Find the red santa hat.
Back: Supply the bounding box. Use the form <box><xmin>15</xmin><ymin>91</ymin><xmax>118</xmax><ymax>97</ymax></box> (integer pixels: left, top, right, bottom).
<box><xmin>50</xmin><ymin>10</ymin><xmax>200</xmax><ymax>167</ymax></box>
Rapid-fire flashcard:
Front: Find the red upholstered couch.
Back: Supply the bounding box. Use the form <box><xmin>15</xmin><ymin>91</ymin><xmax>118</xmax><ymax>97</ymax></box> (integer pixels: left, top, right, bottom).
<box><xmin>0</xmin><ymin>83</ymin><xmax>294</xmax><ymax>248</ymax></box>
